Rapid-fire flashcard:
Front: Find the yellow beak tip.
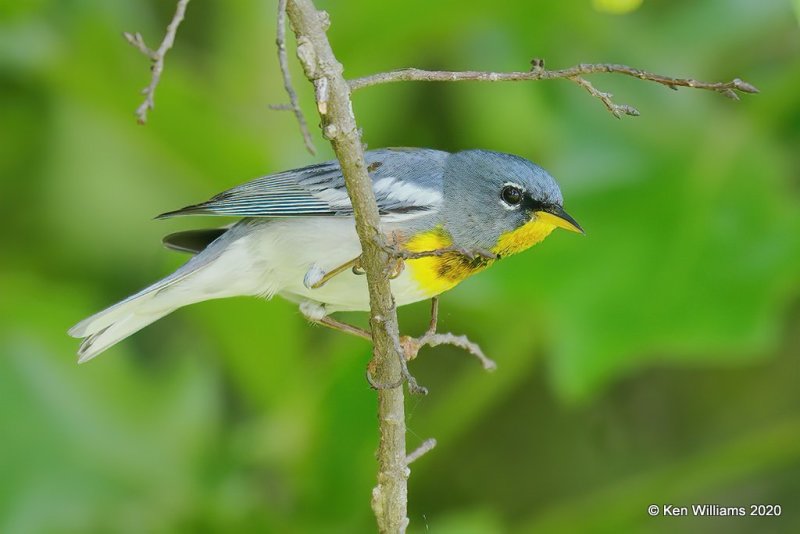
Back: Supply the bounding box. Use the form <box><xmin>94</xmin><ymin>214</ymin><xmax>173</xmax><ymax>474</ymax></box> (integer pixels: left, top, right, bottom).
<box><xmin>535</xmin><ymin>210</ymin><xmax>584</xmax><ymax>235</ymax></box>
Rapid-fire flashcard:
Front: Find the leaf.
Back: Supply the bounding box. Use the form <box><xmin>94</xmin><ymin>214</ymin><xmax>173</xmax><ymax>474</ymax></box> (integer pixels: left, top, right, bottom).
<box><xmin>499</xmin><ymin>124</ymin><xmax>800</xmax><ymax>401</ymax></box>
<box><xmin>0</xmin><ymin>273</ymin><xmax>221</xmax><ymax>532</ymax></box>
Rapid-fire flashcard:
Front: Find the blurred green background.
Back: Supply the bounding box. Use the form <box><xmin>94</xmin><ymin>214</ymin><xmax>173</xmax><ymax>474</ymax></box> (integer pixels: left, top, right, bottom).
<box><xmin>2</xmin><ymin>0</ymin><xmax>799</xmax><ymax>532</ymax></box>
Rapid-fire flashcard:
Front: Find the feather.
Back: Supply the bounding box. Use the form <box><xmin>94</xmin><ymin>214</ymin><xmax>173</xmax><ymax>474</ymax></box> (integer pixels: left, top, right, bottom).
<box><xmin>162</xmin><ymin>228</ymin><xmax>227</xmax><ymax>254</ymax></box>
<box><xmin>156</xmin><ymin>148</ymin><xmax>448</xmax><ymax>219</ymax></box>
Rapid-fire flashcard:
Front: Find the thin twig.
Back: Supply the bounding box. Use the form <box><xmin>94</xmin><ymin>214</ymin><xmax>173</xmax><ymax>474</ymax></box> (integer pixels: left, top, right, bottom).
<box><xmin>348</xmin><ymin>60</ymin><xmax>759</xmax><ymax>118</ymax></box>
<box><xmin>406</xmin><ymin>438</ymin><xmax>437</xmax><ymax>465</ymax></box>
<box><xmin>123</xmin><ymin>0</ymin><xmax>191</xmax><ymax>124</ymax></box>
<box><xmin>123</xmin><ymin>32</ymin><xmax>153</xmax><ymax>58</ymax></box>
<box><xmin>275</xmin><ymin>0</ymin><xmax>316</xmax><ymax>154</ymax></box>
<box><xmin>416</xmin><ymin>332</ymin><xmax>497</xmax><ymax>371</ymax></box>
<box><xmin>390</xmin><ymin>333</ymin><xmax>428</xmax><ymax>396</ymax></box>
<box><xmin>569</xmin><ymin>76</ymin><xmax>639</xmax><ymax>118</ymax></box>
<box><xmin>366</xmin><ymin>331</ymin><xmax>428</xmax><ymax>396</ymax></box>
<box><xmin>390</xmin><ymin>245</ymin><xmax>498</xmax><ymax>262</ymax></box>
<box><xmin>400</xmin><ymin>297</ymin><xmax>497</xmax><ymax>371</ymax></box>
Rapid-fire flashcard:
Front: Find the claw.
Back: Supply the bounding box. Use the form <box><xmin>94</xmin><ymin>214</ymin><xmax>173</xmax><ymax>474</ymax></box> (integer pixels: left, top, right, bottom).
<box><xmin>388</xmin><ymin>258</ymin><xmax>405</xmax><ymax>279</ymax></box>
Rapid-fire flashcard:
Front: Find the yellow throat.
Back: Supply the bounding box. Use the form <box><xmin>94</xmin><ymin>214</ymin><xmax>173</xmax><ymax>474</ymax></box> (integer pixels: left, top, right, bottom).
<box><xmin>404</xmin><ymin>217</ymin><xmax>559</xmax><ymax>296</ymax></box>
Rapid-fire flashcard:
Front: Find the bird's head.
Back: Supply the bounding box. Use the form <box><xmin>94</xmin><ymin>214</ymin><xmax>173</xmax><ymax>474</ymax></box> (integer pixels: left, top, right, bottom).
<box><xmin>442</xmin><ymin>149</ymin><xmax>583</xmax><ymax>257</ymax></box>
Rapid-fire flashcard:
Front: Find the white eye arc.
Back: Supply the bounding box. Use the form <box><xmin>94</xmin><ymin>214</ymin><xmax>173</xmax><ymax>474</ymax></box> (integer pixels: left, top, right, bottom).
<box><xmin>500</xmin><ymin>182</ymin><xmax>525</xmax><ymax>209</ymax></box>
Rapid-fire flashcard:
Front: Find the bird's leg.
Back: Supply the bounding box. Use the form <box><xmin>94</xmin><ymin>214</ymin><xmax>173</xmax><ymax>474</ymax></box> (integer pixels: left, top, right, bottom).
<box><xmin>303</xmin><ymin>256</ymin><xmax>363</xmax><ymax>289</ymax></box>
<box><xmin>303</xmin><ymin>249</ymin><xmax>404</xmax><ymax>291</ymax></box>
<box><xmin>308</xmin><ymin>313</ymin><xmax>425</xmax><ymax>391</ymax></box>
<box><xmin>425</xmin><ymin>296</ymin><xmax>439</xmax><ymax>336</ymax></box>
<box><xmin>299</xmin><ymin>301</ymin><xmax>425</xmax><ymax>392</ymax></box>
<box><xmin>300</xmin><ymin>300</ymin><xmax>373</xmax><ymax>340</ymax></box>
<box><xmin>315</xmin><ymin>315</ymin><xmax>372</xmax><ymax>341</ymax></box>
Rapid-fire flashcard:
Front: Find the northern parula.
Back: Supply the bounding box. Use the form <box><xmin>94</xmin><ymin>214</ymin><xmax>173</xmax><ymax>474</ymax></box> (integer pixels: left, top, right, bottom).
<box><xmin>70</xmin><ymin>148</ymin><xmax>582</xmax><ymax>361</ymax></box>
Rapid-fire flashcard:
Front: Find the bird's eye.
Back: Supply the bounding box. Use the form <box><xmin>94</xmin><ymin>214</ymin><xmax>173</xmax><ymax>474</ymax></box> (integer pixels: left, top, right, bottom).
<box><xmin>501</xmin><ymin>185</ymin><xmax>523</xmax><ymax>206</ymax></box>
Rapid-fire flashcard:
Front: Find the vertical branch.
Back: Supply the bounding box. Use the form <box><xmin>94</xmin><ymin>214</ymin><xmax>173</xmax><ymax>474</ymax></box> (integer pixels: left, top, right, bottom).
<box><xmin>284</xmin><ymin>1</ymin><xmax>409</xmax><ymax>531</ymax></box>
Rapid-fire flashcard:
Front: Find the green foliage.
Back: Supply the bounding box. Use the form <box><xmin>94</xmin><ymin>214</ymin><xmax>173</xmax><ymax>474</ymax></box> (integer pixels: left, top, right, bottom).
<box><xmin>592</xmin><ymin>0</ymin><xmax>644</xmax><ymax>15</ymax></box>
<box><xmin>1</xmin><ymin>0</ymin><xmax>798</xmax><ymax>532</ymax></box>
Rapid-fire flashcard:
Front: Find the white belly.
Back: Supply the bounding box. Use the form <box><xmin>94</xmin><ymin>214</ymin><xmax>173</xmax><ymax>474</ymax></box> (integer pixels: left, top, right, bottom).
<box><xmin>238</xmin><ymin>218</ymin><xmax>432</xmax><ymax>313</ymax></box>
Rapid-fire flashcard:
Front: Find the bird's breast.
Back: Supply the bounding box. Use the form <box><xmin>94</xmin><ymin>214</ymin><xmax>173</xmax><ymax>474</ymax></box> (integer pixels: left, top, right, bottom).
<box><xmin>403</xmin><ymin>217</ymin><xmax>559</xmax><ymax>296</ymax></box>
<box><xmin>403</xmin><ymin>228</ymin><xmax>495</xmax><ymax>296</ymax></box>
<box><xmin>491</xmin><ymin>217</ymin><xmax>557</xmax><ymax>257</ymax></box>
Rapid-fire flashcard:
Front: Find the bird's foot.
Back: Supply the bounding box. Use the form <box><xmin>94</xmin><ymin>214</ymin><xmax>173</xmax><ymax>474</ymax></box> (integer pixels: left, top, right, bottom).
<box><xmin>300</xmin><ymin>301</ymin><xmax>372</xmax><ymax>341</ymax></box>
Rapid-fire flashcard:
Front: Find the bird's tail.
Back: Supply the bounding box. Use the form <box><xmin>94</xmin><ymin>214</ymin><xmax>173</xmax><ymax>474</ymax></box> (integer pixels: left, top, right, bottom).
<box><xmin>68</xmin><ymin>273</ymin><xmax>190</xmax><ymax>363</ymax></box>
<box><xmin>68</xmin><ymin>224</ymin><xmax>260</xmax><ymax>363</ymax></box>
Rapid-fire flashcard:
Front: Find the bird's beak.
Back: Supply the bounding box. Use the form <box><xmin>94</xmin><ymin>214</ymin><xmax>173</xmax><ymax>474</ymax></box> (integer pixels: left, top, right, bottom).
<box><xmin>535</xmin><ymin>206</ymin><xmax>584</xmax><ymax>234</ymax></box>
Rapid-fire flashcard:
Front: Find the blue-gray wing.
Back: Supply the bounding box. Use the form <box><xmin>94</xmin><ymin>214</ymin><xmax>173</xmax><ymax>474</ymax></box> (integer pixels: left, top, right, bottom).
<box><xmin>157</xmin><ymin>148</ymin><xmax>448</xmax><ymax>219</ymax></box>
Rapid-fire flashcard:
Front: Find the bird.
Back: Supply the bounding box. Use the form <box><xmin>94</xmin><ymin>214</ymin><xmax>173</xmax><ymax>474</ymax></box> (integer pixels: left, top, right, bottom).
<box><xmin>69</xmin><ymin>148</ymin><xmax>583</xmax><ymax>362</ymax></box>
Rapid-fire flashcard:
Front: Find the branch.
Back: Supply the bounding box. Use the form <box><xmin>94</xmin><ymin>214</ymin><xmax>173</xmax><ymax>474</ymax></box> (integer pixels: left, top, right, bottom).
<box><xmin>123</xmin><ymin>0</ymin><xmax>191</xmax><ymax>124</ymax></box>
<box><xmin>569</xmin><ymin>76</ymin><xmax>639</xmax><ymax>118</ymax></box>
<box><xmin>274</xmin><ymin>0</ymin><xmax>316</xmax><ymax>154</ymax></box>
<box><xmin>406</xmin><ymin>438</ymin><xmax>437</xmax><ymax>465</ymax></box>
<box><xmin>284</xmin><ymin>2</ymin><xmax>412</xmax><ymax>531</ymax></box>
<box><xmin>389</xmin><ymin>245</ymin><xmax>497</xmax><ymax>262</ymax></box>
<box><xmin>349</xmin><ymin>60</ymin><xmax>759</xmax><ymax>118</ymax></box>
<box><xmin>400</xmin><ymin>298</ymin><xmax>497</xmax><ymax>371</ymax></box>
